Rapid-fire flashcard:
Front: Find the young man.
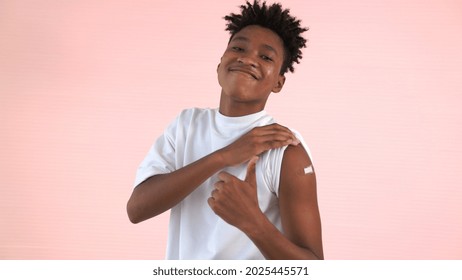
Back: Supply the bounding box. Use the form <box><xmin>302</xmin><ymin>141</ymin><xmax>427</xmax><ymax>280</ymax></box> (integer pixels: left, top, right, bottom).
<box><xmin>127</xmin><ymin>0</ymin><xmax>323</xmax><ymax>260</ymax></box>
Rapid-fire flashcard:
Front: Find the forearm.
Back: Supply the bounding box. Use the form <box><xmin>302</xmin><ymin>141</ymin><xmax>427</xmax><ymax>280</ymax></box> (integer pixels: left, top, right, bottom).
<box><xmin>127</xmin><ymin>150</ymin><xmax>226</xmax><ymax>223</ymax></box>
<box><xmin>242</xmin><ymin>214</ymin><xmax>323</xmax><ymax>260</ymax></box>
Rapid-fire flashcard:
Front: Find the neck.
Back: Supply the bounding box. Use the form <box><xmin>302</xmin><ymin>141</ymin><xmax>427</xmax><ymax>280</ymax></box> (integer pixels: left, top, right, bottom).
<box><xmin>218</xmin><ymin>91</ymin><xmax>267</xmax><ymax>117</ymax></box>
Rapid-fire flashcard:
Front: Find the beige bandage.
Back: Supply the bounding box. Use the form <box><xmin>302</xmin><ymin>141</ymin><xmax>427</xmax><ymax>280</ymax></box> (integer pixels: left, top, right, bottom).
<box><xmin>304</xmin><ymin>165</ymin><xmax>313</xmax><ymax>174</ymax></box>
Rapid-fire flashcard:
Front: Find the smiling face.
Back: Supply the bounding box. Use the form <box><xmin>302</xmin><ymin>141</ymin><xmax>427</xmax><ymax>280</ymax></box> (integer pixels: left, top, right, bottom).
<box><xmin>217</xmin><ymin>25</ymin><xmax>286</xmax><ymax>116</ymax></box>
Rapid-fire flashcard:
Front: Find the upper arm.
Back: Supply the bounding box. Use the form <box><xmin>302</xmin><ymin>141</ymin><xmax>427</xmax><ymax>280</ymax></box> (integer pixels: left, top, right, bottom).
<box><xmin>278</xmin><ymin>144</ymin><xmax>324</xmax><ymax>259</ymax></box>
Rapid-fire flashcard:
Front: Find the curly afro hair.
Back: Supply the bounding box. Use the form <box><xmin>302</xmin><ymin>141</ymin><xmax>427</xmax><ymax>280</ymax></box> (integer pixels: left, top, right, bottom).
<box><xmin>224</xmin><ymin>0</ymin><xmax>308</xmax><ymax>74</ymax></box>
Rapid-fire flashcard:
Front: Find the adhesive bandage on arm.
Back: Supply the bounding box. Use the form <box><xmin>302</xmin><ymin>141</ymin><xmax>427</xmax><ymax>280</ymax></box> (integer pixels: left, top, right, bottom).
<box><xmin>304</xmin><ymin>165</ymin><xmax>313</xmax><ymax>174</ymax></box>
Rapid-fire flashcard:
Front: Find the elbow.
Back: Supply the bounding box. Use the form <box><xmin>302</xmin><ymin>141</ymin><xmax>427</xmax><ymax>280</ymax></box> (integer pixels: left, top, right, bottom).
<box><xmin>127</xmin><ymin>214</ymin><xmax>141</xmax><ymax>224</ymax></box>
<box><xmin>126</xmin><ymin>199</ymin><xmax>142</xmax><ymax>224</ymax></box>
<box><xmin>313</xmin><ymin>250</ymin><xmax>324</xmax><ymax>260</ymax></box>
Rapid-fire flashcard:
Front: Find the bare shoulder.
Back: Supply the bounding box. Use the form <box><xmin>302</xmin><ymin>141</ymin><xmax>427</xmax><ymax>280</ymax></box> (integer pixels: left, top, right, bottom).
<box><xmin>278</xmin><ymin>143</ymin><xmax>317</xmax><ymax>199</ymax></box>
<box><xmin>281</xmin><ymin>144</ymin><xmax>314</xmax><ymax>179</ymax></box>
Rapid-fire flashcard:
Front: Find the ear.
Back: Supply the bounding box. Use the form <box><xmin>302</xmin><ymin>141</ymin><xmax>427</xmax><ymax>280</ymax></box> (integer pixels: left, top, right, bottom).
<box><xmin>272</xmin><ymin>75</ymin><xmax>286</xmax><ymax>93</ymax></box>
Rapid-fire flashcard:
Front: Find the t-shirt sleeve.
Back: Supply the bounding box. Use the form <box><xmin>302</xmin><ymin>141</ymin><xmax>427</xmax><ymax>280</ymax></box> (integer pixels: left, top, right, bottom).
<box><xmin>133</xmin><ymin>115</ymin><xmax>179</xmax><ymax>188</ymax></box>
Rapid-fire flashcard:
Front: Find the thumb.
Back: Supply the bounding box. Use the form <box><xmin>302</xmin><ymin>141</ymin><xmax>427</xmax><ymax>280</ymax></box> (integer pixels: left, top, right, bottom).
<box><xmin>244</xmin><ymin>156</ymin><xmax>258</xmax><ymax>185</ymax></box>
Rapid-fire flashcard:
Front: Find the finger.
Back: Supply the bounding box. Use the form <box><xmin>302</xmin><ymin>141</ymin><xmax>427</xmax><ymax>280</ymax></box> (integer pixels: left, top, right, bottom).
<box><xmin>289</xmin><ymin>137</ymin><xmax>301</xmax><ymax>146</ymax></box>
<box><xmin>257</xmin><ymin>133</ymin><xmax>294</xmax><ymax>143</ymax></box>
<box><xmin>217</xmin><ymin>171</ymin><xmax>235</xmax><ymax>182</ymax></box>
<box><xmin>256</xmin><ymin>124</ymin><xmax>293</xmax><ymax>137</ymax></box>
<box><xmin>251</xmin><ymin>134</ymin><xmax>297</xmax><ymax>150</ymax></box>
<box><xmin>210</xmin><ymin>189</ymin><xmax>219</xmax><ymax>199</ymax></box>
<box><xmin>214</xmin><ymin>181</ymin><xmax>225</xmax><ymax>190</ymax></box>
<box><xmin>271</xmin><ymin>124</ymin><xmax>299</xmax><ymax>144</ymax></box>
<box><xmin>207</xmin><ymin>196</ymin><xmax>215</xmax><ymax>208</ymax></box>
<box><xmin>258</xmin><ymin>139</ymin><xmax>298</xmax><ymax>152</ymax></box>
<box><xmin>270</xmin><ymin>125</ymin><xmax>299</xmax><ymax>145</ymax></box>
<box><xmin>245</xmin><ymin>156</ymin><xmax>258</xmax><ymax>185</ymax></box>
<box><xmin>258</xmin><ymin>124</ymin><xmax>300</xmax><ymax>145</ymax></box>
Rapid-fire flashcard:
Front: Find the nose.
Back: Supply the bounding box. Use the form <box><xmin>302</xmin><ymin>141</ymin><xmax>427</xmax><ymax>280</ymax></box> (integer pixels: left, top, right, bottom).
<box><xmin>237</xmin><ymin>55</ymin><xmax>257</xmax><ymax>68</ymax></box>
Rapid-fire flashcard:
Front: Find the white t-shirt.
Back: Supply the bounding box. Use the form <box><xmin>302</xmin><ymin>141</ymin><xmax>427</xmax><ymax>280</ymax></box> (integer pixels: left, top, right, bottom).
<box><xmin>134</xmin><ymin>108</ymin><xmax>311</xmax><ymax>259</ymax></box>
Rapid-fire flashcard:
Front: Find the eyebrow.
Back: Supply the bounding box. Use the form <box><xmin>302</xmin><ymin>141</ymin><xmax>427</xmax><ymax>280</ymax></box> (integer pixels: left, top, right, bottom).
<box><xmin>231</xmin><ymin>35</ymin><xmax>279</xmax><ymax>55</ymax></box>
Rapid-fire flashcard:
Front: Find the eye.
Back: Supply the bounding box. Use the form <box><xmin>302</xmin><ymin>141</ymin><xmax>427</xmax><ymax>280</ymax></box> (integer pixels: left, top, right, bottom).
<box><xmin>231</xmin><ymin>46</ymin><xmax>244</xmax><ymax>52</ymax></box>
<box><xmin>261</xmin><ymin>55</ymin><xmax>273</xmax><ymax>62</ymax></box>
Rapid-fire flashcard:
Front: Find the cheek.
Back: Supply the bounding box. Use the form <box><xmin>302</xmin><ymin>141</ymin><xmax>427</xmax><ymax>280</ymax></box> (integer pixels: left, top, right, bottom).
<box><xmin>217</xmin><ymin>64</ymin><xmax>228</xmax><ymax>87</ymax></box>
<box><xmin>217</xmin><ymin>64</ymin><xmax>225</xmax><ymax>78</ymax></box>
<box><xmin>217</xmin><ymin>56</ymin><xmax>229</xmax><ymax>74</ymax></box>
<box><xmin>263</xmin><ymin>68</ymin><xmax>280</xmax><ymax>85</ymax></box>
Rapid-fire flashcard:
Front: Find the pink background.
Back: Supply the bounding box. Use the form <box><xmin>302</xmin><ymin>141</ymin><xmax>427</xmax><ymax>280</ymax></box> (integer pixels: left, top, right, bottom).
<box><xmin>1</xmin><ymin>0</ymin><xmax>461</xmax><ymax>259</ymax></box>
